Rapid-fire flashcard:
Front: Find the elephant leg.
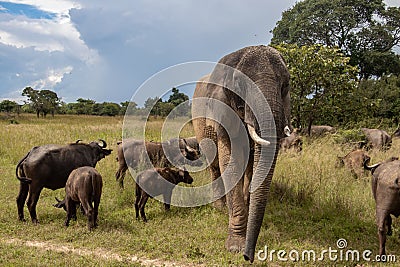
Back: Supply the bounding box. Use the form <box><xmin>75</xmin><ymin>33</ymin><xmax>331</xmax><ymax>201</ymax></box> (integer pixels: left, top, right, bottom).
<box><xmin>198</xmin><ymin>124</ymin><xmax>226</xmax><ymax>209</ymax></box>
<box><xmin>218</xmin><ymin>138</ymin><xmax>248</xmax><ymax>253</ymax></box>
<box><xmin>210</xmin><ymin>163</ymin><xmax>226</xmax><ymax>210</ymax></box>
<box><xmin>243</xmin><ymin>156</ymin><xmax>253</xmax><ymax>211</ymax></box>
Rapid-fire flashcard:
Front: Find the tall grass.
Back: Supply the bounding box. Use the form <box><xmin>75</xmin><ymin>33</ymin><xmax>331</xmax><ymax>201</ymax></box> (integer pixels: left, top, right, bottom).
<box><xmin>0</xmin><ymin>114</ymin><xmax>399</xmax><ymax>266</ymax></box>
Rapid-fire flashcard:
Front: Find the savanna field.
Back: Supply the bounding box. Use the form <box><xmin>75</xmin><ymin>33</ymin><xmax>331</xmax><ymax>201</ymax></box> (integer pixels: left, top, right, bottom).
<box><xmin>1</xmin><ymin>114</ymin><xmax>400</xmax><ymax>266</ymax></box>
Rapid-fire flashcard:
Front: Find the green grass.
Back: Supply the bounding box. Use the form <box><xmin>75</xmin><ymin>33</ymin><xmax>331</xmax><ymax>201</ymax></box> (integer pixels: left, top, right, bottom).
<box><xmin>1</xmin><ymin>114</ymin><xmax>399</xmax><ymax>266</ymax></box>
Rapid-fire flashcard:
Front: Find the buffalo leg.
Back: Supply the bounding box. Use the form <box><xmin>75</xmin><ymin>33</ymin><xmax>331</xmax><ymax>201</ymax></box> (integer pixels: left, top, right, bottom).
<box><xmin>116</xmin><ymin>165</ymin><xmax>128</xmax><ymax>189</ymax></box>
<box><xmin>16</xmin><ymin>182</ymin><xmax>29</xmax><ymax>222</ymax></box>
<box><xmin>93</xmin><ymin>197</ymin><xmax>101</xmax><ymax>228</ymax></box>
<box><xmin>134</xmin><ymin>185</ymin><xmax>141</xmax><ymax>220</ymax></box>
<box><xmin>26</xmin><ymin>185</ymin><xmax>43</xmax><ymax>224</ymax></box>
<box><xmin>65</xmin><ymin>198</ymin><xmax>77</xmax><ymax>227</ymax></box>
<box><xmin>80</xmin><ymin>201</ymin><xmax>94</xmax><ymax>230</ymax></box>
<box><xmin>139</xmin><ymin>194</ymin><xmax>149</xmax><ymax>222</ymax></box>
<box><xmin>386</xmin><ymin>215</ymin><xmax>393</xmax><ymax>236</ymax></box>
<box><xmin>163</xmin><ymin>191</ymin><xmax>172</xmax><ymax>211</ymax></box>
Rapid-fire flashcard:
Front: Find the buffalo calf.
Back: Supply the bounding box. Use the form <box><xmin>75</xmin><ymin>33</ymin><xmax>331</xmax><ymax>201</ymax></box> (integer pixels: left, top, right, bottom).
<box><xmin>337</xmin><ymin>149</ymin><xmax>370</xmax><ymax>178</ymax></box>
<box><xmin>54</xmin><ymin>166</ymin><xmax>103</xmax><ymax>230</ymax></box>
<box><xmin>115</xmin><ymin>137</ymin><xmax>201</xmax><ymax>188</ymax></box>
<box><xmin>280</xmin><ymin>131</ymin><xmax>302</xmax><ymax>153</ymax></box>
<box><xmin>135</xmin><ymin>167</ymin><xmax>193</xmax><ymax>222</ymax></box>
<box><xmin>364</xmin><ymin>157</ymin><xmax>400</xmax><ymax>256</ymax></box>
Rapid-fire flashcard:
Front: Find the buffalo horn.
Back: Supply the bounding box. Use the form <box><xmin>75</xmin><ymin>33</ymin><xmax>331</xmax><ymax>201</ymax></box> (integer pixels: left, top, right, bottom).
<box><xmin>183</xmin><ymin>138</ymin><xmax>196</xmax><ymax>153</ymax></box>
<box><xmin>284</xmin><ymin>126</ymin><xmax>291</xmax><ymax>137</ymax></box>
<box><xmin>363</xmin><ymin>159</ymin><xmax>381</xmax><ymax>175</ymax></box>
<box><xmin>98</xmin><ymin>139</ymin><xmax>107</xmax><ymax>148</ymax></box>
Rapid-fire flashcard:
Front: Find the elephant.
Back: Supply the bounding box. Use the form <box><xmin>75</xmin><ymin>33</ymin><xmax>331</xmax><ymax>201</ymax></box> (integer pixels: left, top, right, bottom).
<box><xmin>191</xmin><ymin>45</ymin><xmax>291</xmax><ymax>262</ymax></box>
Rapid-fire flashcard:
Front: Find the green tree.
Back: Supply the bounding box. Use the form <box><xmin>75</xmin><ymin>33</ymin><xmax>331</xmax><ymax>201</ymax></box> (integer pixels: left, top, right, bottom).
<box><xmin>98</xmin><ymin>102</ymin><xmax>121</xmax><ymax>116</ymax></box>
<box><xmin>75</xmin><ymin>98</ymin><xmax>95</xmax><ymax>115</ymax></box>
<box><xmin>274</xmin><ymin>44</ymin><xmax>359</xmax><ymax>132</ymax></box>
<box><xmin>144</xmin><ymin>97</ymin><xmax>161</xmax><ymax>117</ymax></box>
<box><xmin>0</xmin><ymin>100</ymin><xmax>17</xmax><ymax>114</ymax></box>
<box><xmin>22</xmin><ymin>87</ymin><xmax>60</xmax><ymax>117</ymax></box>
<box><xmin>271</xmin><ymin>0</ymin><xmax>400</xmax><ymax>78</ymax></box>
<box><xmin>355</xmin><ymin>75</ymin><xmax>400</xmax><ymax>127</ymax></box>
<box><xmin>120</xmin><ymin>101</ymin><xmax>137</xmax><ymax>115</ymax></box>
<box><xmin>167</xmin><ymin>88</ymin><xmax>190</xmax><ymax>117</ymax></box>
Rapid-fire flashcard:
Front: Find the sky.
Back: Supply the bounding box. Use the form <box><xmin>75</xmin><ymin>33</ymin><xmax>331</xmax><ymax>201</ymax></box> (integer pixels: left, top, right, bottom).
<box><xmin>0</xmin><ymin>0</ymin><xmax>399</xmax><ymax>105</ymax></box>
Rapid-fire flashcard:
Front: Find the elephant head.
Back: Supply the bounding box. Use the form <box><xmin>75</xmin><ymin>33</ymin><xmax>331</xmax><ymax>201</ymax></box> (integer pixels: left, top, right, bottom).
<box><xmin>192</xmin><ymin>45</ymin><xmax>291</xmax><ymax>262</ymax></box>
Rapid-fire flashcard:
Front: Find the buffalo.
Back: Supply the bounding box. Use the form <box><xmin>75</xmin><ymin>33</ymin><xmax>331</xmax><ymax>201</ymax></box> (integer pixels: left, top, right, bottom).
<box><xmin>115</xmin><ymin>137</ymin><xmax>201</xmax><ymax>188</ymax></box>
<box><xmin>337</xmin><ymin>149</ymin><xmax>370</xmax><ymax>178</ymax></box>
<box><xmin>135</xmin><ymin>167</ymin><xmax>194</xmax><ymax>222</ymax></box>
<box><xmin>54</xmin><ymin>166</ymin><xmax>103</xmax><ymax>230</ymax></box>
<box><xmin>302</xmin><ymin>125</ymin><xmax>336</xmax><ymax>137</ymax></box>
<box><xmin>280</xmin><ymin>131</ymin><xmax>303</xmax><ymax>153</ymax></box>
<box><xmin>361</xmin><ymin>128</ymin><xmax>392</xmax><ymax>150</ymax></box>
<box><xmin>364</xmin><ymin>157</ymin><xmax>400</xmax><ymax>256</ymax></box>
<box><xmin>392</xmin><ymin>128</ymin><xmax>400</xmax><ymax>139</ymax></box>
<box><xmin>16</xmin><ymin>139</ymin><xmax>111</xmax><ymax>223</ymax></box>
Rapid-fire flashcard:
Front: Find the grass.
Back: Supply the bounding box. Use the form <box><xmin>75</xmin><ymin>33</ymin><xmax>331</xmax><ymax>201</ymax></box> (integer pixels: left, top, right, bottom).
<box><xmin>1</xmin><ymin>114</ymin><xmax>400</xmax><ymax>266</ymax></box>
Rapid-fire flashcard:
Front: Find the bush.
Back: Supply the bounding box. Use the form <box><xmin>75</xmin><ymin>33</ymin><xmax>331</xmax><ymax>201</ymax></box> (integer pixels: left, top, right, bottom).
<box><xmin>332</xmin><ymin>129</ymin><xmax>366</xmax><ymax>145</ymax></box>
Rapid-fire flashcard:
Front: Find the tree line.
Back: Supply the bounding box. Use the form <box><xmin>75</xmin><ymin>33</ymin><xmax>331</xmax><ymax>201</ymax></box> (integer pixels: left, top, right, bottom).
<box><xmin>0</xmin><ymin>87</ymin><xmax>190</xmax><ymax>118</ymax></box>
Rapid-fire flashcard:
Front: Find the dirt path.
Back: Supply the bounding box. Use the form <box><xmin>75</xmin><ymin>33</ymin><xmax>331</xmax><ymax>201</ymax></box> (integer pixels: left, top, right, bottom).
<box><xmin>2</xmin><ymin>237</ymin><xmax>202</xmax><ymax>267</ymax></box>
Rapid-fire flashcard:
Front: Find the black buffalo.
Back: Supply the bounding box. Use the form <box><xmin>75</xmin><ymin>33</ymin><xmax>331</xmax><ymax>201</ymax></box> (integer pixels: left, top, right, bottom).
<box><xmin>115</xmin><ymin>137</ymin><xmax>201</xmax><ymax>188</ymax></box>
<box><xmin>16</xmin><ymin>139</ymin><xmax>111</xmax><ymax>223</ymax></box>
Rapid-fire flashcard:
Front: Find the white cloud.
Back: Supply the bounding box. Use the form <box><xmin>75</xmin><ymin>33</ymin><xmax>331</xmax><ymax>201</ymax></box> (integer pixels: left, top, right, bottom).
<box><xmin>31</xmin><ymin>66</ymin><xmax>73</xmax><ymax>90</ymax></box>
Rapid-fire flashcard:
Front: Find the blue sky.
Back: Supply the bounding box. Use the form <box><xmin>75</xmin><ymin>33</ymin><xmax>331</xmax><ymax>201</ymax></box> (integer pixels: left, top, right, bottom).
<box><xmin>0</xmin><ymin>0</ymin><xmax>399</xmax><ymax>106</ymax></box>
<box><xmin>0</xmin><ymin>1</ymin><xmax>56</xmax><ymax>19</ymax></box>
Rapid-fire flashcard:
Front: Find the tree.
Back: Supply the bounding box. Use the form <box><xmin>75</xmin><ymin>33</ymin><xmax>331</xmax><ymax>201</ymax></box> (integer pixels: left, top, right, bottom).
<box><xmin>167</xmin><ymin>88</ymin><xmax>190</xmax><ymax>117</ymax></box>
<box><xmin>120</xmin><ymin>101</ymin><xmax>137</xmax><ymax>115</ymax></box>
<box><xmin>98</xmin><ymin>102</ymin><xmax>121</xmax><ymax>116</ymax></box>
<box><xmin>75</xmin><ymin>98</ymin><xmax>95</xmax><ymax>115</ymax></box>
<box><xmin>274</xmin><ymin>44</ymin><xmax>359</xmax><ymax>132</ymax></box>
<box><xmin>271</xmin><ymin>0</ymin><xmax>400</xmax><ymax>78</ymax></box>
<box><xmin>22</xmin><ymin>87</ymin><xmax>60</xmax><ymax>117</ymax></box>
<box><xmin>354</xmin><ymin>75</ymin><xmax>400</xmax><ymax>126</ymax></box>
<box><xmin>0</xmin><ymin>100</ymin><xmax>17</xmax><ymax>114</ymax></box>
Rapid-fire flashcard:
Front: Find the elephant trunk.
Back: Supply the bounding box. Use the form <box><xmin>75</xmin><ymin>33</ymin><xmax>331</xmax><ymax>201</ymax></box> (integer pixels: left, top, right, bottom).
<box><xmin>243</xmin><ymin>77</ymin><xmax>282</xmax><ymax>262</ymax></box>
<box><xmin>243</xmin><ymin>142</ymin><xmax>277</xmax><ymax>262</ymax></box>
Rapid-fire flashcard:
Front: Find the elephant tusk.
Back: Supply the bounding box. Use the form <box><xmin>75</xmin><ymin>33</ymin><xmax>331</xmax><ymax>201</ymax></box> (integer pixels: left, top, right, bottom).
<box><xmin>247</xmin><ymin>125</ymin><xmax>270</xmax><ymax>146</ymax></box>
<box><xmin>284</xmin><ymin>126</ymin><xmax>291</xmax><ymax>137</ymax></box>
